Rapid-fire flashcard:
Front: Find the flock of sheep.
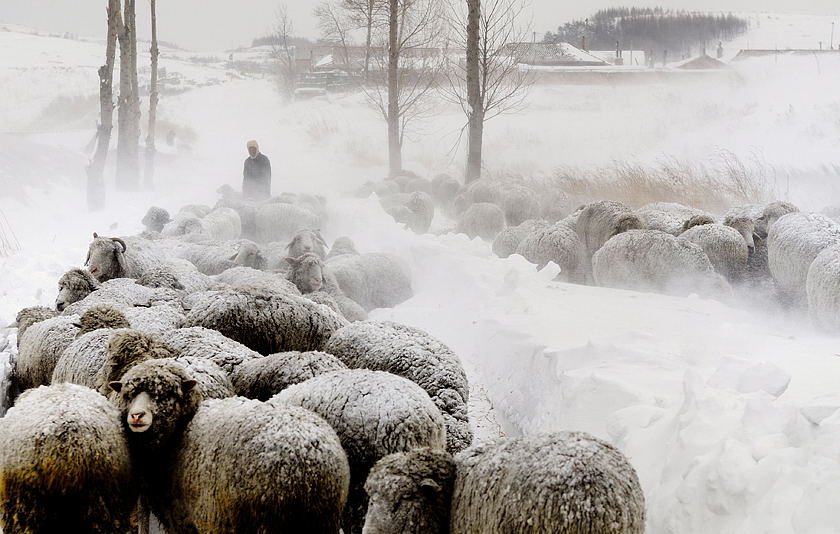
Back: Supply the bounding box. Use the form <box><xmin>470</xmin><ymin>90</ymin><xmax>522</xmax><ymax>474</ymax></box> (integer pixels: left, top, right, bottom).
<box><xmin>0</xmin><ymin>184</ymin><xmax>647</xmax><ymax>533</ymax></box>
<box><xmin>369</xmin><ymin>172</ymin><xmax>840</xmax><ymax>329</ymax></box>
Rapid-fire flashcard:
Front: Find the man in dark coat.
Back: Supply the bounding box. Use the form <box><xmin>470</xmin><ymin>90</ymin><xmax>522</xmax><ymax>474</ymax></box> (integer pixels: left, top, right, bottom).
<box><xmin>243</xmin><ymin>139</ymin><xmax>271</xmax><ymax>200</ymax></box>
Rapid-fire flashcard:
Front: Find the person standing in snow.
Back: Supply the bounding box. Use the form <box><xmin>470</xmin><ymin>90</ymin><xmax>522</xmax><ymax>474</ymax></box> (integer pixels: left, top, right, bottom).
<box><xmin>243</xmin><ymin>139</ymin><xmax>271</xmax><ymax>200</ymax></box>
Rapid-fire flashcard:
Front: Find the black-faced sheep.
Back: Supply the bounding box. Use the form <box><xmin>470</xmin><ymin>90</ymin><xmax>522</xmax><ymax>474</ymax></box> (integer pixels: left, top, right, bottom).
<box><xmin>0</xmin><ymin>383</ymin><xmax>136</xmax><ymax>534</ymax></box>
<box><xmin>515</xmin><ymin>220</ymin><xmax>586</xmax><ymax>283</ymax></box>
<box><xmin>183</xmin><ymin>285</ymin><xmax>348</xmax><ymax>355</ymax></box>
<box><xmin>231</xmin><ymin>350</ymin><xmax>348</xmax><ymax>400</ymax></box>
<box><xmin>326</xmin><ymin>252</ymin><xmax>413</xmax><ymax>312</ymax></box>
<box><xmin>110</xmin><ymin>360</ymin><xmax>350</xmax><ymax>534</ymax></box>
<box><xmin>271</xmin><ymin>369</ymin><xmax>447</xmax><ymax>534</ymax></box>
<box><xmin>324</xmin><ymin>320</ymin><xmax>472</xmax><ymax>454</ymax></box>
<box><xmin>55</xmin><ymin>267</ymin><xmax>101</xmax><ymax>311</ymax></box>
<box><xmin>456</xmin><ymin>202</ymin><xmax>506</xmax><ymax>241</ymax></box>
<box><xmin>363</xmin><ymin>432</ymin><xmax>646</xmax><ymax>534</ymax></box>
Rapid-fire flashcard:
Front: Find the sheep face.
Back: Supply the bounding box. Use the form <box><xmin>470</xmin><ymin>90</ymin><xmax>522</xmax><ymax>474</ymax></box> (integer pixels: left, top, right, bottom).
<box><xmin>724</xmin><ymin>216</ymin><xmax>757</xmax><ymax>251</ymax></box>
<box><xmin>363</xmin><ymin>449</ymin><xmax>454</xmax><ymax>534</ymax></box>
<box><xmin>232</xmin><ymin>242</ymin><xmax>264</xmax><ymax>269</ymax></box>
<box><xmin>109</xmin><ymin>360</ymin><xmax>201</xmax><ymax>452</ymax></box>
<box><xmin>55</xmin><ymin>268</ymin><xmax>100</xmax><ymax>311</ymax></box>
<box><xmin>287</xmin><ymin>229</ymin><xmax>327</xmax><ymax>259</ymax></box>
<box><xmin>286</xmin><ymin>253</ymin><xmax>325</xmax><ymax>293</ymax></box>
<box><xmin>85</xmin><ymin>233</ymin><xmax>128</xmax><ymax>282</ymax></box>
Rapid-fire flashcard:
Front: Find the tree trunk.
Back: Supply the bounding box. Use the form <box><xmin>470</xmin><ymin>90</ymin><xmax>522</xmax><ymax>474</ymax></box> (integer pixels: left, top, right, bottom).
<box><xmin>116</xmin><ymin>0</ymin><xmax>140</xmax><ymax>191</ymax></box>
<box><xmin>386</xmin><ymin>0</ymin><xmax>401</xmax><ymax>177</ymax></box>
<box><xmin>363</xmin><ymin>0</ymin><xmax>374</xmax><ymax>82</ymax></box>
<box><xmin>144</xmin><ymin>0</ymin><xmax>159</xmax><ymax>190</ymax></box>
<box><xmin>465</xmin><ymin>0</ymin><xmax>483</xmax><ymax>183</ymax></box>
<box><xmin>86</xmin><ymin>0</ymin><xmax>120</xmax><ymax>210</ymax></box>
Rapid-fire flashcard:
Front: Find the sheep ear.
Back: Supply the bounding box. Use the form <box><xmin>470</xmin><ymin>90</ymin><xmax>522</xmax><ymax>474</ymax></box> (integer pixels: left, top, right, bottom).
<box><xmin>419</xmin><ymin>478</ymin><xmax>441</xmax><ymax>495</ymax></box>
<box><xmin>93</xmin><ymin>232</ymin><xmax>99</xmax><ymax>238</ymax></box>
<box><xmin>285</xmin><ymin>256</ymin><xmax>299</xmax><ymax>266</ymax></box>
<box><xmin>182</xmin><ymin>379</ymin><xmax>198</xmax><ymax>392</ymax></box>
<box><xmin>108</xmin><ymin>381</ymin><xmax>123</xmax><ymax>393</ymax></box>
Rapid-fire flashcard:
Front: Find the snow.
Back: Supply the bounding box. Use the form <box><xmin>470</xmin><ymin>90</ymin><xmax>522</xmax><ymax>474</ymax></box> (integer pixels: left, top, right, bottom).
<box><xmin>2</xmin><ymin>13</ymin><xmax>840</xmax><ymax>533</ymax></box>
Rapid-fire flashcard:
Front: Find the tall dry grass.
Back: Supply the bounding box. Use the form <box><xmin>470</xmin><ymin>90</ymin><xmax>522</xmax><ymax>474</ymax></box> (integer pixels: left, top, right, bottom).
<box><xmin>0</xmin><ymin>209</ymin><xmax>20</xmax><ymax>257</ymax></box>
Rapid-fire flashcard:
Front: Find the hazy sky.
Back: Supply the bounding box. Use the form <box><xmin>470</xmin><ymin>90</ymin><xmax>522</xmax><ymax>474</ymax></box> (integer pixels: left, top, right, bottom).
<box><xmin>1</xmin><ymin>1</ymin><xmax>838</xmax><ymax>50</ymax></box>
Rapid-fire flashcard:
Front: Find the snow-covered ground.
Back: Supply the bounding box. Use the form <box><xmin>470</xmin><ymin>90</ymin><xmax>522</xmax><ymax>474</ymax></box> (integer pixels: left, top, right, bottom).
<box><xmin>2</xmin><ymin>13</ymin><xmax>840</xmax><ymax>533</ymax></box>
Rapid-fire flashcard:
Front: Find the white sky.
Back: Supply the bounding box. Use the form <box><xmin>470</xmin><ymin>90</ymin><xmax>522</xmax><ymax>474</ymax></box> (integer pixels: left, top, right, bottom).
<box><xmin>0</xmin><ymin>1</ymin><xmax>838</xmax><ymax>51</ymax></box>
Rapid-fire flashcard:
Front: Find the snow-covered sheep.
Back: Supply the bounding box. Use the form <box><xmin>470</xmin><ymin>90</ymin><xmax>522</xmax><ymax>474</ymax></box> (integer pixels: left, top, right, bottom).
<box><xmin>62</xmin><ymin>278</ymin><xmax>180</xmax><ymax>317</ymax></box>
<box><xmin>74</xmin><ymin>304</ymin><xmax>130</xmax><ymax>336</ymax></box>
<box><xmin>135</xmin><ymin>258</ymin><xmax>214</xmax><ymax>293</ymax></box>
<box><xmin>141</xmin><ymin>206</ymin><xmax>171</xmax><ymax>233</ymax></box>
<box><xmin>161</xmin><ymin>210</ymin><xmax>204</xmax><ymax>237</ymax></box>
<box><xmin>385</xmin><ymin>204</ymin><xmax>413</xmax><ymax>227</ymax></box>
<box><xmin>85</xmin><ymin>233</ymin><xmax>164</xmax><ymax>282</ymax></box>
<box><xmin>211</xmin><ymin>265</ymin><xmax>300</xmax><ymax>295</ymax></box>
<box><xmin>326</xmin><ymin>252</ymin><xmax>413</xmax><ymax>312</ymax></box>
<box><xmin>52</xmin><ymin>328</ymin><xmax>131</xmax><ymax>389</ymax></box>
<box><xmin>456</xmin><ymin>202</ymin><xmax>506</xmax><ymax>241</ymax></box>
<box><xmin>327</xmin><ymin>236</ymin><xmax>360</xmax><ymax>259</ymax></box>
<box><xmin>430</xmin><ymin>174</ymin><xmax>462</xmax><ymax>209</ymax></box>
<box><xmin>756</xmin><ymin>200</ymin><xmax>799</xmax><ymax>238</ymax></box>
<box><xmin>110</xmin><ymin>360</ymin><xmax>350</xmax><ymax>534</ymax></box>
<box><xmin>592</xmin><ymin>229</ymin><xmax>730</xmax><ymax>298</ymax></box>
<box><xmin>680</xmin><ymin>223</ymin><xmax>749</xmax><ymax>282</ymax></box>
<box><xmin>287</xmin><ymin>228</ymin><xmax>328</xmax><ymax>259</ymax></box>
<box><xmin>96</xmin><ymin>328</ymin><xmax>177</xmax><ymax>395</ymax></box>
<box><xmin>123</xmin><ymin>303</ymin><xmax>186</xmax><ymax>334</ymax></box>
<box><xmin>363</xmin><ymin>431</ymin><xmax>646</xmax><ymax>534</ymax></box>
<box><xmin>55</xmin><ymin>267</ymin><xmax>101</xmax><ymax>311</ymax></box>
<box><xmin>768</xmin><ymin>212</ymin><xmax>840</xmax><ymax>304</ymax></box>
<box><xmin>492</xmin><ymin>219</ymin><xmax>548</xmax><ymax>258</ymax></box>
<box><xmin>194</xmin><ymin>206</ymin><xmax>242</xmax><ymax>241</ymax></box>
<box><xmin>806</xmin><ymin>244</ymin><xmax>840</xmax><ymax>332</ymax></box>
<box><xmin>215</xmin><ymin>195</ymin><xmax>259</xmax><ymax>239</ymax></box>
<box><xmin>0</xmin><ymin>383</ymin><xmax>135</xmax><ymax>534</ymax></box>
<box><xmin>515</xmin><ymin>221</ymin><xmax>586</xmax><ymax>283</ymax></box>
<box><xmin>635</xmin><ymin>207</ymin><xmax>685</xmax><ymax>236</ymax></box>
<box><xmin>639</xmin><ymin>201</ymin><xmax>710</xmax><ymax>222</ymax></box>
<box><xmin>183</xmin><ymin>285</ymin><xmax>348</xmax><ymax>355</ymax></box>
<box><xmin>254</xmin><ymin>202</ymin><xmax>321</xmax><ymax>243</ymax></box>
<box><xmin>405</xmin><ymin>176</ymin><xmax>433</xmax><ymax>194</ymax></box>
<box><xmin>231</xmin><ymin>350</ymin><xmax>347</xmax><ymax>400</ymax></box>
<box><xmin>286</xmin><ymin>252</ymin><xmax>368</xmax><ymax>322</ymax></box>
<box><xmin>576</xmin><ymin>200</ymin><xmax>644</xmax><ymax>266</ymax></box>
<box><xmin>501</xmin><ymin>185</ymin><xmax>542</xmax><ymax>227</ymax></box>
<box><xmin>179</xmin><ymin>204</ymin><xmax>214</xmax><ymax>218</ymax></box>
<box><xmin>325</xmin><ymin>321</ymin><xmax>471</xmax><ymax>453</ymax></box>
<box><xmin>158</xmin><ymin>326</ymin><xmax>262</xmax><ymax>375</ymax></box>
<box><xmin>272</xmin><ymin>369</ymin><xmax>447</xmax><ymax>534</ymax></box>
<box><xmin>13</xmin><ymin>306</ymin><xmax>58</xmax><ymax>345</ymax></box>
<box><xmin>16</xmin><ymin>314</ymin><xmax>79</xmax><ymax>391</ymax></box>
<box><xmin>404</xmin><ymin>191</ymin><xmax>435</xmax><ymax>234</ymax></box>
<box><xmin>723</xmin><ymin>216</ymin><xmax>758</xmax><ymax>251</ymax></box>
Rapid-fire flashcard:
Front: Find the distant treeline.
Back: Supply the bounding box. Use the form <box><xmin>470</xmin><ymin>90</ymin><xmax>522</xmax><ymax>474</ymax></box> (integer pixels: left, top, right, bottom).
<box><xmin>251</xmin><ymin>35</ymin><xmax>316</xmax><ymax>48</ymax></box>
<box><xmin>543</xmin><ymin>7</ymin><xmax>749</xmax><ymax>58</ymax></box>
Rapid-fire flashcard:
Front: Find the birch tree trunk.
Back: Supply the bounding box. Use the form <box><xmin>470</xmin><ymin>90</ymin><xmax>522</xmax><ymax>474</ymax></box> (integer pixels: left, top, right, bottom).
<box><xmin>465</xmin><ymin>0</ymin><xmax>483</xmax><ymax>183</ymax></box>
<box><xmin>86</xmin><ymin>0</ymin><xmax>120</xmax><ymax>210</ymax></box>
<box><xmin>386</xmin><ymin>0</ymin><xmax>402</xmax><ymax>177</ymax></box>
<box><xmin>144</xmin><ymin>0</ymin><xmax>159</xmax><ymax>190</ymax></box>
<box><xmin>116</xmin><ymin>0</ymin><xmax>140</xmax><ymax>191</ymax></box>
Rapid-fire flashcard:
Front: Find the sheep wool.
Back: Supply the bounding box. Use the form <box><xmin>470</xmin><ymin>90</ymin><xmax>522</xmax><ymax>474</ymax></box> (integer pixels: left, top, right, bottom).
<box><xmin>515</xmin><ymin>220</ymin><xmax>586</xmax><ymax>283</ymax></box>
<box><xmin>456</xmin><ymin>202</ymin><xmax>506</xmax><ymax>241</ymax></box>
<box><xmin>231</xmin><ymin>350</ymin><xmax>347</xmax><ymax>400</ymax></box>
<box><xmin>492</xmin><ymin>219</ymin><xmax>548</xmax><ymax>259</ymax></box>
<box><xmin>159</xmin><ymin>326</ymin><xmax>262</xmax><ymax>375</ymax></box>
<box><xmin>806</xmin><ymin>243</ymin><xmax>840</xmax><ymax>332</ymax></box>
<box><xmin>55</xmin><ymin>267</ymin><xmax>101</xmax><ymax>311</ymax></box>
<box><xmin>16</xmin><ymin>314</ymin><xmax>79</xmax><ymax>391</ymax></box>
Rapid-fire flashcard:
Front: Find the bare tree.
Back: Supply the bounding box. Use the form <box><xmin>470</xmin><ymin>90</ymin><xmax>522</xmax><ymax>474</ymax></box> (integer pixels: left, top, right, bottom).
<box><xmin>143</xmin><ymin>0</ymin><xmax>160</xmax><ymax>190</ymax></box>
<box><xmin>271</xmin><ymin>5</ymin><xmax>299</xmax><ymax>100</ymax></box>
<box><xmin>342</xmin><ymin>0</ymin><xmax>388</xmax><ymax>80</ymax></box>
<box><xmin>446</xmin><ymin>0</ymin><xmax>531</xmax><ymax>182</ymax></box>
<box><xmin>116</xmin><ymin>0</ymin><xmax>141</xmax><ymax>190</ymax></box>
<box><xmin>368</xmin><ymin>0</ymin><xmax>445</xmax><ymax>176</ymax></box>
<box><xmin>86</xmin><ymin>0</ymin><xmax>121</xmax><ymax>210</ymax></box>
<box><xmin>315</xmin><ymin>1</ymin><xmax>353</xmax><ymax>72</ymax></box>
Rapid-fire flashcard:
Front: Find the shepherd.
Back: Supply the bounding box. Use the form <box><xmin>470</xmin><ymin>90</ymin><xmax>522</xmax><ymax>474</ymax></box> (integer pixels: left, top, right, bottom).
<box><xmin>243</xmin><ymin>139</ymin><xmax>271</xmax><ymax>200</ymax></box>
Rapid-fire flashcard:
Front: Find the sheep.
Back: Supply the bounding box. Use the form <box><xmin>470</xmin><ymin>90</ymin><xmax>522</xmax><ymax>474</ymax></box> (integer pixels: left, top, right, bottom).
<box><xmin>681</xmin><ymin>213</ymin><xmax>717</xmax><ymax>232</ymax></box>
<box><xmin>13</xmin><ymin>306</ymin><xmax>58</xmax><ymax>345</ymax></box>
<box><xmin>806</xmin><ymin>244</ymin><xmax>840</xmax><ymax>332</ymax></box>
<box><xmin>215</xmin><ymin>194</ymin><xmax>258</xmax><ymax>240</ymax></box>
<box><xmin>379</xmin><ymin>192</ymin><xmax>411</xmax><ymax>211</ymax></box>
<box><xmin>0</xmin><ymin>383</ymin><xmax>136</xmax><ymax>534</ymax></box>
<box><xmin>286</xmin><ymin>252</ymin><xmax>368</xmax><ymax>322</ymax></box>
<box><xmin>254</xmin><ymin>202</ymin><xmax>321</xmax><ymax>243</ymax></box>
<box><xmin>62</xmin><ymin>278</ymin><xmax>180</xmax><ymax>316</ymax></box>
<box><xmin>538</xmin><ymin>188</ymin><xmax>573</xmax><ymax>223</ymax></box>
<box><xmin>287</xmin><ymin>228</ymin><xmax>328</xmax><ymax>259</ymax></box>
<box><xmin>355</xmin><ymin>180</ymin><xmax>401</xmax><ymax>199</ymax></box>
<box><xmin>123</xmin><ymin>303</ymin><xmax>185</xmax><ymax>334</ymax></box>
<box><xmin>636</xmin><ymin>207</ymin><xmax>685</xmax><ymax>236</ymax></box>
<box><xmin>592</xmin><ymin>229</ymin><xmax>731</xmax><ymax>298</ymax></box>
<box><xmin>183</xmin><ymin>285</ymin><xmax>348</xmax><ymax>355</ymax></box>
<box><xmin>680</xmin><ymin>223</ymin><xmax>749</xmax><ymax>282</ymax></box>
<box><xmin>385</xmin><ymin>204</ymin><xmax>413</xmax><ymax>227</ymax></box>
<box><xmin>75</xmin><ymin>303</ymin><xmax>130</xmax><ymax>336</ymax></box>
<box><xmin>723</xmin><ymin>215</ymin><xmax>758</xmax><ymax>251</ymax></box>
<box><xmin>141</xmin><ymin>206</ymin><xmax>171</xmax><ymax>233</ymax></box>
<box><xmin>52</xmin><ymin>328</ymin><xmax>130</xmax><ymax>389</ymax></box>
<box><xmin>324</xmin><ymin>320</ymin><xmax>471</xmax><ymax>454</ymax></box>
<box><xmin>326</xmin><ymin>252</ymin><xmax>413</xmax><ymax>312</ymax></box>
<box><xmin>430</xmin><ymin>174</ymin><xmax>462</xmax><ymax>209</ymax></box>
<box><xmin>768</xmin><ymin>212</ymin><xmax>840</xmax><ymax>305</ymax></box>
<box><xmin>639</xmin><ymin>201</ymin><xmax>709</xmax><ymax>222</ymax></box>
<box><xmin>85</xmin><ymin>233</ymin><xmax>164</xmax><ymax>282</ymax></box>
<box><xmin>492</xmin><ymin>219</ymin><xmax>548</xmax><ymax>259</ymax></box>
<box><xmin>272</xmin><ymin>369</ymin><xmax>447</xmax><ymax>534</ymax></box>
<box><xmin>405</xmin><ymin>176</ymin><xmax>433</xmax><ymax>194</ymax></box>
<box><xmin>210</xmin><ymin>265</ymin><xmax>301</xmax><ymax>295</ymax></box>
<box><xmin>194</xmin><ymin>206</ymin><xmax>242</xmax><ymax>241</ymax></box>
<box><xmin>362</xmin><ymin>431</ymin><xmax>646</xmax><ymax>534</ymax></box>
<box><xmin>756</xmin><ymin>200</ymin><xmax>800</xmax><ymax>239</ymax></box>
<box><xmin>158</xmin><ymin>326</ymin><xmax>262</xmax><ymax>375</ymax></box>
<box><xmin>515</xmin><ymin>220</ymin><xmax>586</xmax><ymax>283</ymax></box>
<box><xmin>501</xmin><ymin>185</ymin><xmax>542</xmax><ymax>227</ymax></box>
<box><xmin>55</xmin><ymin>267</ymin><xmax>101</xmax><ymax>311</ymax></box>
<box><xmin>456</xmin><ymin>202</ymin><xmax>506</xmax><ymax>241</ymax></box>
<box><xmin>231</xmin><ymin>350</ymin><xmax>347</xmax><ymax>400</ymax></box>
<box><xmin>96</xmin><ymin>328</ymin><xmax>177</xmax><ymax>395</ymax></box>
<box><xmin>161</xmin><ymin>210</ymin><xmax>204</xmax><ymax>237</ymax></box>
<box><xmin>178</xmin><ymin>204</ymin><xmax>213</xmax><ymax>218</ymax></box>
<box><xmin>109</xmin><ymin>360</ymin><xmax>350</xmax><ymax>534</ymax></box>
<box><xmin>16</xmin><ymin>314</ymin><xmax>79</xmax><ymax>392</ymax></box>
<box><xmin>404</xmin><ymin>191</ymin><xmax>435</xmax><ymax>234</ymax></box>
<box><xmin>167</xmin><ymin>239</ymin><xmax>265</xmax><ymax>276</ymax></box>
<box><xmin>327</xmin><ymin>236</ymin><xmax>360</xmax><ymax>259</ymax></box>
<box><xmin>576</xmin><ymin>200</ymin><xmax>644</xmax><ymax>260</ymax></box>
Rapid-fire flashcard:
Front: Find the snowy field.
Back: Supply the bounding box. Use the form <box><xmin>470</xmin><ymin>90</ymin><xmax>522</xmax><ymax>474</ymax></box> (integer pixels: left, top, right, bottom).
<box><xmin>2</xmin><ymin>13</ymin><xmax>840</xmax><ymax>533</ymax></box>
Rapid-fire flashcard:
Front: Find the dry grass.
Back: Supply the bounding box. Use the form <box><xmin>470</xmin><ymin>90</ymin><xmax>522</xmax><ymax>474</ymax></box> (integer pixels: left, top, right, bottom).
<box><xmin>531</xmin><ymin>150</ymin><xmax>777</xmax><ymax>212</ymax></box>
<box><xmin>0</xmin><ymin>209</ymin><xmax>20</xmax><ymax>257</ymax></box>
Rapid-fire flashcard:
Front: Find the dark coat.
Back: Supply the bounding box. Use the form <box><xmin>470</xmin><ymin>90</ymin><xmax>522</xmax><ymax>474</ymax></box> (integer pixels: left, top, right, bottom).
<box><xmin>243</xmin><ymin>153</ymin><xmax>271</xmax><ymax>200</ymax></box>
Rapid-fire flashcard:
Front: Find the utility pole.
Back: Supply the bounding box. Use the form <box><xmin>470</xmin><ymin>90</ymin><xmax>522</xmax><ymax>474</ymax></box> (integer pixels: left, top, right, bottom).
<box><xmin>831</xmin><ymin>22</ymin><xmax>835</xmax><ymax>50</ymax></box>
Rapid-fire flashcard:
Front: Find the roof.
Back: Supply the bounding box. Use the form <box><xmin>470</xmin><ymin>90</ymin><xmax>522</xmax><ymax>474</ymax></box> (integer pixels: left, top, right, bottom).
<box><xmin>673</xmin><ymin>54</ymin><xmax>731</xmax><ymax>70</ymax></box>
<box><xmin>503</xmin><ymin>42</ymin><xmax>609</xmax><ymax>66</ymax></box>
